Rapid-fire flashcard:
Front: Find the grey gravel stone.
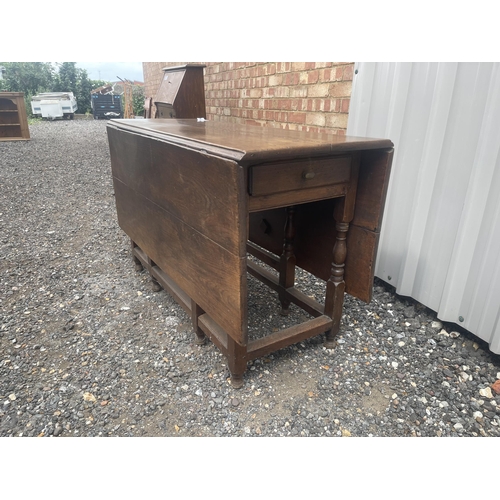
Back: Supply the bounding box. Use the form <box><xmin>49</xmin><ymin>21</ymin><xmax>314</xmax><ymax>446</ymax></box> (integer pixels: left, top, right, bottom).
<box><xmin>1</xmin><ymin>119</ymin><xmax>500</xmax><ymax>437</ymax></box>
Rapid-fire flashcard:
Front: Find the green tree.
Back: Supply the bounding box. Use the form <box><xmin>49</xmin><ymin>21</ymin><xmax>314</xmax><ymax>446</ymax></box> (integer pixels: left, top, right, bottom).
<box><xmin>54</xmin><ymin>62</ymin><xmax>78</xmax><ymax>93</ymax></box>
<box><xmin>76</xmin><ymin>71</ymin><xmax>93</xmax><ymax>114</ymax></box>
<box><xmin>0</xmin><ymin>62</ymin><xmax>56</xmax><ymax>115</ymax></box>
<box><xmin>132</xmin><ymin>84</ymin><xmax>145</xmax><ymax>116</ymax></box>
<box><xmin>0</xmin><ymin>62</ymin><xmax>55</xmax><ymax>94</ymax></box>
<box><xmin>53</xmin><ymin>62</ymin><xmax>91</xmax><ymax>113</ymax></box>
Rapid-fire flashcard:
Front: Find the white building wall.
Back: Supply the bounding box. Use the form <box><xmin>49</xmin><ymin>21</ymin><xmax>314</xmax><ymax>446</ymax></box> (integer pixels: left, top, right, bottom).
<box><xmin>347</xmin><ymin>62</ymin><xmax>500</xmax><ymax>353</ymax></box>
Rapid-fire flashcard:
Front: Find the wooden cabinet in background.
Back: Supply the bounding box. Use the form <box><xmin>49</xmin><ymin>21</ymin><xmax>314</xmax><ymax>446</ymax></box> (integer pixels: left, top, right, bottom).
<box><xmin>154</xmin><ymin>64</ymin><xmax>206</xmax><ymax>119</ymax></box>
<box><xmin>0</xmin><ymin>92</ymin><xmax>30</xmax><ymax>141</ymax></box>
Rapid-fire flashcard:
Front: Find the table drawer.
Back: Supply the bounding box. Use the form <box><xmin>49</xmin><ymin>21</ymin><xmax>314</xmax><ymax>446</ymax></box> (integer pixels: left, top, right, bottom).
<box><xmin>249</xmin><ymin>155</ymin><xmax>352</xmax><ymax>196</ymax></box>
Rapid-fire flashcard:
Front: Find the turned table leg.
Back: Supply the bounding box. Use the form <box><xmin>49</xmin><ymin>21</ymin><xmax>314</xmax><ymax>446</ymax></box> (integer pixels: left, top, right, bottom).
<box><xmin>279</xmin><ymin>206</ymin><xmax>296</xmax><ymax>315</ymax></box>
<box><xmin>324</xmin><ymin>154</ymin><xmax>360</xmax><ymax>348</ymax></box>
<box><xmin>324</xmin><ymin>221</ymin><xmax>349</xmax><ymax>348</ymax></box>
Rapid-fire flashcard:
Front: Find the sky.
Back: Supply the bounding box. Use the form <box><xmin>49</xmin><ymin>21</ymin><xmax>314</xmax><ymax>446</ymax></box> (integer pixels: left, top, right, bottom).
<box><xmin>75</xmin><ymin>62</ymin><xmax>144</xmax><ymax>83</ymax></box>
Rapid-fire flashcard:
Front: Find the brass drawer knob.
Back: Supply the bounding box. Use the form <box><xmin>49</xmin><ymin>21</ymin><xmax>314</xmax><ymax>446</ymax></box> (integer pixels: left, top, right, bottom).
<box><xmin>303</xmin><ymin>171</ymin><xmax>315</xmax><ymax>180</ymax></box>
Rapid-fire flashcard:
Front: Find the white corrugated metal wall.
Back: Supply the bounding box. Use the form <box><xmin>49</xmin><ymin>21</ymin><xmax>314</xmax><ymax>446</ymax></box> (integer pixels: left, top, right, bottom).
<box><xmin>347</xmin><ymin>62</ymin><xmax>500</xmax><ymax>354</ymax></box>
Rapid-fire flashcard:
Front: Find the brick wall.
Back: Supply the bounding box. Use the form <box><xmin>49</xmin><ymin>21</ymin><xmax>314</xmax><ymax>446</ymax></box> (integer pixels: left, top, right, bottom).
<box><xmin>142</xmin><ymin>62</ymin><xmax>354</xmax><ymax>135</ymax></box>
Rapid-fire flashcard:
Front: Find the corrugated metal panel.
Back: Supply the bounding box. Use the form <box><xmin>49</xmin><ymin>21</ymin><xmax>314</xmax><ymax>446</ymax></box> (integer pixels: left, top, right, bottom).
<box><xmin>347</xmin><ymin>62</ymin><xmax>500</xmax><ymax>353</ymax></box>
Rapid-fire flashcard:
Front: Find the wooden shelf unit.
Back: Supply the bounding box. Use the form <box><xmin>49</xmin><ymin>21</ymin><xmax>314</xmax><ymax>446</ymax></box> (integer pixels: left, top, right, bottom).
<box><xmin>0</xmin><ymin>92</ymin><xmax>30</xmax><ymax>141</ymax></box>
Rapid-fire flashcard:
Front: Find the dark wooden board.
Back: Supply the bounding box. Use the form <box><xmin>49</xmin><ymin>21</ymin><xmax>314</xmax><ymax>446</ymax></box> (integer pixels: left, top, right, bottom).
<box><xmin>351</xmin><ymin>149</ymin><xmax>394</xmax><ymax>232</ymax></box>
<box><xmin>113</xmin><ymin>179</ymin><xmax>248</xmax><ymax>345</ymax></box>
<box><xmin>107</xmin><ymin>127</ymin><xmax>246</xmax><ymax>256</ymax></box>
<box><xmin>108</xmin><ymin>119</ymin><xmax>394</xmax><ymax>164</ymax></box>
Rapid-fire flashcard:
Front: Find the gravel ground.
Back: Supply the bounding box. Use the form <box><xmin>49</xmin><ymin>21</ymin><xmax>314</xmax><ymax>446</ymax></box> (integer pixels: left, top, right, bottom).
<box><xmin>1</xmin><ymin>119</ymin><xmax>500</xmax><ymax>438</ymax></box>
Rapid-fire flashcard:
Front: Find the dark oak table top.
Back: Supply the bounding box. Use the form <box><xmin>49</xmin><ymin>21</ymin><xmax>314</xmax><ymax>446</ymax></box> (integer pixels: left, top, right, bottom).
<box><xmin>108</xmin><ymin>119</ymin><xmax>394</xmax><ymax>163</ymax></box>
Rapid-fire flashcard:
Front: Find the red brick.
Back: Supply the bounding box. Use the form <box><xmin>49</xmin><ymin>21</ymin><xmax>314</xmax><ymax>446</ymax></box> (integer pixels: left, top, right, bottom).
<box><xmin>278</xmin><ymin>99</ymin><xmax>292</xmax><ymax>110</ymax></box>
<box><xmin>262</xmin><ymin>87</ymin><xmax>276</xmax><ymax>98</ymax></box>
<box><xmin>321</xmin><ymin>68</ymin><xmax>333</xmax><ymax>81</ymax></box>
<box><xmin>343</xmin><ymin>64</ymin><xmax>354</xmax><ymax>81</ymax></box>
<box><xmin>308</xmin><ymin>70</ymin><xmax>319</xmax><ymax>84</ymax></box>
<box><xmin>283</xmin><ymin>73</ymin><xmax>300</xmax><ymax>86</ymax></box>
<box><xmin>288</xmin><ymin>112</ymin><xmax>306</xmax><ymax>124</ymax></box>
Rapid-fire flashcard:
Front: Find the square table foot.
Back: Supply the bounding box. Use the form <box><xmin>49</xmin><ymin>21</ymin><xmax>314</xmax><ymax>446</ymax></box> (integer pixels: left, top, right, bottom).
<box><xmin>324</xmin><ymin>338</ymin><xmax>338</xmax><ymax>349</ymax></box>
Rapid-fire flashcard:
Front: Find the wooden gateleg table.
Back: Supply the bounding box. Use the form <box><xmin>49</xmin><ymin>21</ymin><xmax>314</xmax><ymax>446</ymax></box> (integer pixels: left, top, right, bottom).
<box><xmin>107</xmin><ymin>119</ymin><xmax>393</xmax><ymax>388</ymax></box>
